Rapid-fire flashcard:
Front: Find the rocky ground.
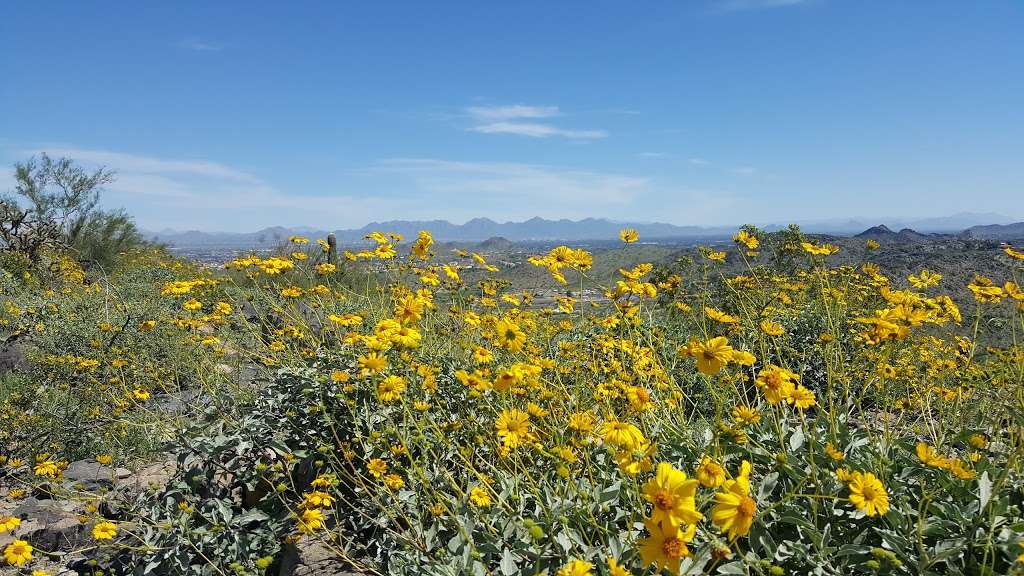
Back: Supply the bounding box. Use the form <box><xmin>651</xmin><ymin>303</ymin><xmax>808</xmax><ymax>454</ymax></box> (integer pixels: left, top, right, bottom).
<box><xmin>1</xmin><ymin>456</ymin><xmax>354</xmax><ymax>575</ymax></box>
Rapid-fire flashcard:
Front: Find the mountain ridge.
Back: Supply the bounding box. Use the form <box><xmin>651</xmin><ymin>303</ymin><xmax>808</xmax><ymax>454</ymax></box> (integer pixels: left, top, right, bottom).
<box><xmin>144</xmin><ymin>213</ymin><xmax>1023</xmax><ymax>248</ymax></box>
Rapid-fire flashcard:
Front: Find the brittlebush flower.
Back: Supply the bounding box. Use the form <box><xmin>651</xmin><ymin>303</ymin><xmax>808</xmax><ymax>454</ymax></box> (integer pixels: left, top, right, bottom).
<box><xmin>760</xmin><ymin>320</ymin><xmax>784</xmax><ymax>336</ymax></box>
<box><xmin>733</xmin><ymin>230</ymin><xmax>759</xmax><ymax>250</ymax></box>
<box><xmin>681</xmin><ymin>336</ymin><xmax>734</xmax><ymax>375</ymax></box>
<box><xmin>607</xmin><ymin>558</ymin><xmax>631</xmax><ymax>576</ymax></box>
<box><xmin>615</xmin><ymin>440</ymin><xmax>656</xmax><ymax>476</ymax></box>
<box><xmin>790</xmin><ymin>385</ymin><xmax>816</xmax><ymax>409</ymax></box>
<box><xmin>377</xmin><ymin>375</ymin><xmax>406</xmax><ymax>402</ymax></box>
<box><xmin>297</xmin><ymin>508</ymin><xmax>325</xmax><ymax>533</ymax></box>
<box><xmin>92</xmin><ymin>521</ymin><xmax>117</xmax><ymax>540</ymax></box>
<box><xmin>600</xmin><ymin>419</ymin><xmax>646</xmax><ymax>451</ymax></box>
<box><xmin>469</xmin><ymin>486</ymin><xmax>492</xmax><ymax>507</ymax></box>
<box><xmin>300</xmin><ymin>491</ymin><xmax>335</xmax><ymax>508</ymax></box>
<box><xmin>495</xmin><ymin>409</ymin><xmax>532</xmax><ymax>449</ymax></box>
<box><xmin>367</xmin><ymin>458</ymin><xmax>387</xmax><ymax>478</ymax></box>
<box><xmin>756</xmin><ymin>365</ymin><xmax>798</xmax><ymax>404</ymax></box>
<box><xmin>568</xmin><ymin>412</ymin><xmax>595</xmax><ymax>434</ymax></box>
<box><xmin>494</xmin><ymin>318</ymin><xmax>527</xmax><ymax>352</ymax></box>
<box><xmin>0</xmin><ymin>516</ymin><xmax>20</xmax><ymax>533</ymax></box>
<box><xmin>3</xmin><ymin>539</ymin><xmax>33</xmax><ymax>566</ymax></box>
<box><xmin>33</xmin><ymin>459</ymin><xmax>62</xmax><ymax>479</ymax></box>
<box><xmin>731</xmin><ymin>405</ymin><xmax>761</xmax><ymax>426</ymax></box>
<box><xmin>383</xmin><ymin>474</ymin><xmax>404</xmax><ymax>491</ymax></box>
<box><xmin>696</xmin><ymin>457</ymin><xmax>726</xmax><ymax>488</ymax></box>
<box><xmin>357</xmin><ymin>352</ymin><xmax>387</xmax><ymax>374</ymax></box>
<box><xmin>711</xmin><ymin>460</ymin><xmax>756</xmax><ymax>539</ymax></box>
<box><xmin>638</xmin><ymin>518</ymin><xmax>696</xmax><ymax>575</ymax></box>
<box><xmin>847</xmin><ymin>471</ymin><xmax>889</xmax><ymax>517</ymax></box>
<box><xmin>825</xmin><ymin>443</ymin><xmax>845</xmax><ymax>461</ymax></box>
<box><xmin>643</xmin><ymin>463</ymin><xmax>702</xmax><ymax>528</ymax></box>
<box><xmin>801</xmin><ymin>241</ymin><xmax>839</xmax><ymax>256</ymax></box>
<box><xmin>619</xmin><ymin>228</ymin><xmax>639</xmax><ymax>244</ymax></box>
<box><xmin>557</xmin><ymin>559</ymin><xmax>593</xmax><ymax>576</ymax></box>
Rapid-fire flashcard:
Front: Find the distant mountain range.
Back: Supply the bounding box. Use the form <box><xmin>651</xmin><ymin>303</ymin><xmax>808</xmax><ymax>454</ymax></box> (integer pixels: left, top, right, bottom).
<box><xmin>854</xmin><ymin>225</ymin><xmax>934</xmax><ymax>242</ymax></box>
<box><xmin>961</xmin><ymin>221</ymin><xmax>1024</xmax><ymax>240</ymax></box>
<box><xmin>143</xmin><ymin>213</ymin><xmax>1024</xmax><ymax>249</ymax></box>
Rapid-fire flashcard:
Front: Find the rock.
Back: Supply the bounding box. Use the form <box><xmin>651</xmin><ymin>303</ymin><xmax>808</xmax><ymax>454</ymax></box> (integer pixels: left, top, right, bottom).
<box><xmin>7</xmin><ymin>498</ymin><xmax>86</xmax><ymax>552</ymax></box>
<box><xmin>0</xmin><ymin>338</ymin><xmax>29</xmax><ymax>374</ymax></box>
<box><xmin>122</xmin><ymin>460</ymin><xmax>177</xmax><ymax>493</ymax></box>
<box><xmin>278</xmin><ymin>536</ymin><xmax>365</xmax><ymax>576</ymax></box>
<box><xmin>153</xmin><ymin>390</ymin><xmax>199</xmax><ymax>415</ymax></box>
<box><xmin>101</xmin><ymin>459</ymin><xmax>178</xmax><ymax>518</ymax></box>
<box><xmin>62</xmin><ymin>460</ymin><xmax>116</xmax><ymax>491</ymax></box>
<box><xmin>12</xmin><ymin>497</ymin><xmax>76</xmax><ymax>524</ymax></box>
<box><xmin>0</xmin><ymin>557</ymin><xmax>78</xmax><ymax>576</ymax></box>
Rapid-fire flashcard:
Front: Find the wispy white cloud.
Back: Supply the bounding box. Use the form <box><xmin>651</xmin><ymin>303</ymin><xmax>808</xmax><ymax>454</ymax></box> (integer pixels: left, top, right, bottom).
<box><xmin>717</xmin><ymin>0</ymin><xmax>810</xmax><ymax>11</ymax></box>
<box><xmin>470</xmin><ymin>122</ymin><xmax>607</xmax><ymax>139</ymax></box>
<box><xmin>5</xmin><ymin>146</ymin><xmax>400</xmax><ymax>231</ymax></box>
<box><xmin>465</xmin><ymin>105</ymin><xmax>560</xmax><ymax>121</ymax></box>
<box><xmin>25</xmin><ymin>148</ymin><xmax>260</xmax><ymax>183</ymax></box>
<box><xmin>359</xmin><ymin>158</ymin><xmax>739</xmax><ymax>225</ymax></box>
<box><xmin>688</xmin><ymin>158</ymin><xmax>710</xmax><ymax>166</ymax></box>
<box><xmin>637</xmin><ymin>152</ymin><xmax>671</xmax><ymax>159</ymax></box>
<box><xmin>464</xmin><ymin>104</ymin><xmax>607</xmax><ymax>140</ymax></box>
<box><xmin>368</xmin><ymin>158</ymin><xmax>641</xmax><ymax>204</ymax></box>
<box><xmin>2</xmin><ymin>146</ymin><xmax>741</xmax><ymax>230</ymax></box>
<box><xmin>176</xmin><ymin>37</ymin><xmax>223</xmax><ymax>52</ymax></box>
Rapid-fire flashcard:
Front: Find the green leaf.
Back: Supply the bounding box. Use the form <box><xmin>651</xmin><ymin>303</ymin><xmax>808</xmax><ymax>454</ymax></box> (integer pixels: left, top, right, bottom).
<box><xmin>600</xmin><ymin>480</ymin><xmax>623</xmax><ymax>504</ymax></box>
<box><xmin>789</xmin><ymin>425</ymin><xmax>805</xmax><ymax>451</ymax></box>
<box><xmin>717</xmin><ymin>561</ymin><xmax>746</xmax><ymax>574</ymax></box>
<box><xmin>978</xmin><ymin>471</ymin><xmax>993</xmax><ymax>510</ymax></box>
<box><xmin>500</xmin><ymin>548</ymin><xmax>518</xmax><ymax>575</ymax></box>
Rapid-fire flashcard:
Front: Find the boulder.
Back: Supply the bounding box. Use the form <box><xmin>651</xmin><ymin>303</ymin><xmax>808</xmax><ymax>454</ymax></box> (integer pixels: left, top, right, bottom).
<box><xmin>101</xmin><ymin>459</ymin><xmax>177</xmax><ymax>518</ymax></box>
<box><xmin>121</xmin><ymin>460</ymin><xmax>177</xmax><ymax>494</ymax></box>
<box><xmin>6</xmin><ymin>497</ymin><xmax>86</xmax><ymax>552</ymax></box>
<box><xmin>0</xmin><ymin>339</ymin><xmax>29</xmax><ymax>374</ymax></box>
<box><xmin>62</xmin><ymin>460</ymin><xmax>117</xmax><ymax>491</ymax></box>
<box><xmin>278</xmin><ymin>536</ymin><xmax>365</xmax><ymax>576</ymax></box>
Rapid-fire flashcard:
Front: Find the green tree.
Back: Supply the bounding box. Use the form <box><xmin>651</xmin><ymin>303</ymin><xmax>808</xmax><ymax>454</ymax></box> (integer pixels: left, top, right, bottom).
<box><xmin>1</xmin><ymin>153</ymin><xmax>143</xmax><ymax>267</ymax></box>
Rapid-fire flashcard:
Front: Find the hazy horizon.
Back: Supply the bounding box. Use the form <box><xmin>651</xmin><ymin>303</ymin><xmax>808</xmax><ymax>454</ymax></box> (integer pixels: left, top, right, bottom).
<box><xmin>141</xmin><ymin>211</ymin><xmax>1019</xmax><ymax>237</ymax></box>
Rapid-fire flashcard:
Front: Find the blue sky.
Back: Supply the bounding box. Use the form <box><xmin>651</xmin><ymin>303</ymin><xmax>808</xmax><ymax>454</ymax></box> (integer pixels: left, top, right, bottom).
<box><xmin>1</xmin><ymin>1</ymin><xmax>1022</xmax><ymax>232</ymax></box>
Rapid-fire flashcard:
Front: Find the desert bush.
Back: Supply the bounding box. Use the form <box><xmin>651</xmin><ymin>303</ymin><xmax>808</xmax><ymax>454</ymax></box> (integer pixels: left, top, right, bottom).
<box><xmin>0</xmin><ymin>248</ymin><xmax>245</xmax><ymax>466</ymax></box>
<box><xmin>1</xmin><ymin>154</ymin><xmax>146</xmax><ymax>269</ymax></box>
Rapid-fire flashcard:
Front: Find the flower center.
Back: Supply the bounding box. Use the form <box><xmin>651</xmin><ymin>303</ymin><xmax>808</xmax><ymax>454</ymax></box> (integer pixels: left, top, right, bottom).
<box><xmin>738</xmin><ymin>496</ymin><xmax>757</xmax><ymax>517</ymax></box>
<box><xmin>653</xmin><ymin>491</ymin><xmax>675</xmax><ymax>510</ymax></box>
<box><xmin>662</xmin><ymin>537</ymin><xmax>685</xmax><ymax>559</ymax></box>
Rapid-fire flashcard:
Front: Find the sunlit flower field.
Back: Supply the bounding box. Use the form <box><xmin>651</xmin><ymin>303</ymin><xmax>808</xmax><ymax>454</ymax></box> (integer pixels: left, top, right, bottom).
<box><xmin>2</xmin><ymin>227</ymin><xmax>1024</xmax><ymax>575</ymax></box>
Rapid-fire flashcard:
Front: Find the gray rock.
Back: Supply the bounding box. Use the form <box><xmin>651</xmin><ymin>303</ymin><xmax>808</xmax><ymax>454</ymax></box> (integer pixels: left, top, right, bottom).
<box><xmin>278</xmin><ymin>536</ymin><xmax>365</xmax><ymax>576</ymax></box>
<box><xmin>9</xmin><ymin>498</ymin><xmax>86</xmax><ymax>552</ymax></box>
<box><xmin>102</xmin><ymin>459</ymin><xmax>178</xmax><ymax>518</ymax></box>
<box><xmin>121</xmin><ymin>460</ymin><xmax>177</xmax><ymax>493</ymax></box>
<box><xmin>153</xmin><ymin>390</ymin><xmax>201</xmax><ymax>415</ymax></box>
<box><xmin>0</xmin><ymin>339</ymin><xmax>28</xmax><ymax>374</ymax></box>
<box><xmin>63</xmin><ymin>460</ymin><xmax>116</xmax><ymax>491</ymax></box>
